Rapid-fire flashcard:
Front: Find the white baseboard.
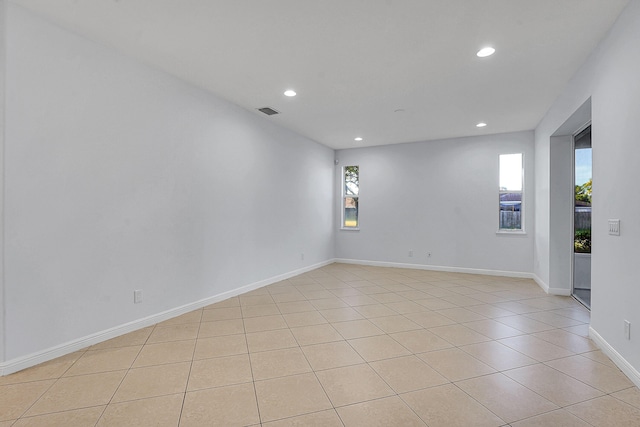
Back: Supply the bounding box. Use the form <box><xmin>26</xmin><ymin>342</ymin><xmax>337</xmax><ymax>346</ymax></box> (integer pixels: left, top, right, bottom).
<box><xmin>589</xmin><ymin>327</ymin><xmax>640</xmax><ymax>389</ymax></box>
<box><xmin>531</xmin><ymin>274</ymin><xmax>572</xmax><ymax>296</ymax></box>
<box><xmin>335</xmin><ymin>258</ymin><xmax>533</xmax><ymax>279</ymax></box>
<box><xmin>0</xmin><ymin>259</ymin><xmax>334</xmax><ymax>376</ymax></box>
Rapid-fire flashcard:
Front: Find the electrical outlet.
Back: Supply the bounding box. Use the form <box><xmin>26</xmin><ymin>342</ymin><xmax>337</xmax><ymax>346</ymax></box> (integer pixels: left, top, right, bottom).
<box><xmin>134</xmin><ymin>290</ymin><xmax>143</xmax><ymax>304</ymax></box>
<box><xmin>409</xmin><ymin>250</ymin><xmax>413</xmax><ymax>257</ymax></box>
<box><xmin>301</xmin><ymin>253</ymin><xmax>304</xmax><ymax>260</ymax></box>
<box><xmin>609</xmin><ymin>219</ymin><xmax>620</xmax><ymax>236</ymax></box>
<box><xmin>624</xmin><ymin>320</ymin><xmax>631</xmax><ymax>340</ymax></box>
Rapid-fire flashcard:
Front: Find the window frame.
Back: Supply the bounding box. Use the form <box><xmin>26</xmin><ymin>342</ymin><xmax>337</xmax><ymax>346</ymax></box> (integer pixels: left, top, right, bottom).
<box><xmin>497</xmin><ymin>153</ymin><xmax>525</xmax><ymax>233</ymax></box>
<box><xmin>341</xmin><ymin>165</ymin><xmax>360</xmax><ymax>230</ymax></box>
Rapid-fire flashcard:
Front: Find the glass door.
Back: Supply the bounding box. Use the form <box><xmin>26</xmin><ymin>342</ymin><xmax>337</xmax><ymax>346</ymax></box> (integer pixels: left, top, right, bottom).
<box><xmin>573</xmin><ymin>125</ymin><xmax>592</xmax><ymax>308</ymax></box>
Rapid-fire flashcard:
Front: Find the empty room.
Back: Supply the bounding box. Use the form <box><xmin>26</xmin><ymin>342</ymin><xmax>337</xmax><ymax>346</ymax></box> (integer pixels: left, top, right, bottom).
<box><xmin>1</xmin><ymin>0</ymin><xmax>639</xmax><ymax>426</ymax></box>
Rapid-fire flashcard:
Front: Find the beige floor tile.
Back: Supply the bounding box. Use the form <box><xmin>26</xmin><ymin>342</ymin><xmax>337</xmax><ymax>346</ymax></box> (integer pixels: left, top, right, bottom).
<box><xmin>239</xmin><ymin>294</ymin><xmax>275</xmax><ymax>306</ymax></box>
<box><xmin>382</xmin><ymin>300</ymin><xmax>425</xmax><ymax>313</ymax></box>
<box><xmin>348</xmin><ymin>335</ymin><xmax>411</xmax><ymax>361</ymax></box>
<box><xmin>255</xmin><ymin>373</ymin><xmax>332</xmax><ymax>422</ymax></box>
<box><xmin>330</xmin><ymin>288</ymin><xmax>364</xmax><ymax>298</ymax></box>
<box><xmin>113</xmin><ymin>361</ymin><xmax>190</xmax><ymax>402</ymax></box>
<box><xmin>437</xmin><ymin>307</ymin><xmax>487</xmax><ymax>323</ymax></box>
<box><xmin>370</xmin><ymin>355</ymin><xmax>448</xmax><ymax>393</ymax></box>
<box><xmin>612</xmin><ymin>387</ymin><xmax>640</xmax><ymax>409</ymax></box>
<box><xmin>289</xmin><ymin>324</ymin><xmax>343</xmax><ymax>346</ymax></box>
<box><xmin>241</xmin><ymin>304</ymin><xmax>281</xmax><ymax>318</ymax></box>
<box><xmin>332</xmin><ymin>319</ymin><xmax>385</xmax><ymax>339</ymax></box>
<box><xmin>243</xmin><ymin>314</ymin><xmax>288</xmax><ymax>333</ymax></box>
<box><xmin>463</xmin><ymin>318</ymin><xmax>524</xmax><ymax>339</ymax></box>
<box><xmin>546</xmin><ymin>355</ymin><xmax>634</xmax><ymax>393</ymax></box>
<box><xmin>134</xmin><ymin>340</ymin><xmax>196</xmax><ymax>367</ymax></box>
<box><xmin>401</xmin><ymin>383</ymin><xmax>505</xmax><ymax>427</ymax></box>
<box><xmin>337</xmin><ymin>396</ymin><xmax>427</xmax><ymax>426</ymax></box>
<box><xmin>459</xmin><ymin>341</ymin><xmax>537</xmax><ymax>371</ymax></box>
<box><xmin>440</xmin><ymin>294</ymin><xmax>483</xmax><ymax>307</ymax></box>
<box><xmin>418</xmin><ymin>348</ymin><xmax>495</xmax><ymax>381</ymax></box>
<box><xmin>250</xmin><ymin>348</ymin><xmax>311</xmax><ymax>380</ymax></box>
<box><xmin>204</xmin><ymin>296</ymin><xmax>240</xmax><ymax>309</ymax></box>
<box><xmin>282</xmin><ymin>311</ymin><xmax>328</xmax><ymax>327</ymax></box>
<box><xmin>187</xmin><ymin>354</ymin><xmax>252</xmax><ymax>390</ymax></box>
<box><xmin>270</xmin><ymin>291</ymin><xmax>306</xmax><ymax>303</ymax></box>
<box><xmin>369</xmin><ymin>315</ymin><xmax>422</xmax><ymax>333</ymax></box>
<box><xmin>246</xmin><ymin>329</ymin><xmax>298</xmax><ymax>352</ymax></box>
<box><xmin>340</xmin><ymin>294</ymin><xmax>379</xmax><ymax>307</ymax></box>
<box><xmin>0</xmin><ymin>380</ymin><xmax>56</xmax><ymax>421</ymax></box>
<box><xmin>358</xmin><ymin>285</ymin><xmax>392</xmax><ymax>295</ymax></box>
<box><xmin>319</xmin><ymin>307</ymin><xmax>365</xmax><ymax>322</ymax></box>
<box><xmin>428</xmin><ymin>324</ymin><xmax>492</xmax><ymax>346</ymax></box>
<box><xmin>566</xmin><ymin>395</ymin><xmax>640</xmax><ymax>427</ymax></box>
<box><xmin>315</xmin><ymin>364</ymin><xmax>394</xmax><ymax>407</ymax></box>
<box><xmin>498</xmin><ymin>335</ymin><xmax>574</xmax><ymax>362</ymax></box>
<box><xmin>353</xmin><ymin>304</ymin><xmax>398</xmax><ymax>318</ymax></box>
<box><xmin>372</xmin><ymin>293</ymin><xmax>411</xmax><ymax>304</ymax></box>
<box><xmin>25</xmin><ymin>371</ymin><xmax>126</xmax><ymax>417</ymax></box>
<box><xmin>300</xmin><ymin>341</ymin><xmax>365</xmax><ymax>371</ymax></box>
<box><xmin>201</xmin><ymin>306</ymin><xmax>242</xmax><ymax>321</ymax></box>
<box><xmin>197</xmin><ymin>318</ymin><xmax>244</xmax><ymax>338</ymax></box>
<box><xmin>466</xmin><ymin>304</ymin><xmax>516</xmax><ymax>318</ymax></box>
<box><xmin>277</xmin><ymin>301</ymin><xmax>317</xmax><ymax>314</ymax></box>
<box><xmin>12</xmin><ymin>406</ymin><xmax>104</xmax><ymax>427</ymax></box>
<box><xmin>524</xmin><ymin>311</ymin><xmax>582</xmax><ymax>328</ymax></box>
<box><xmin>181</xmin><ymin>383</ymin><xmax>259</xmax><ymax>427</ymax></box>
<box><xmin>457</xmin><ymin>373</ymin><xmax>558</xmax><ymax>423</ymax></box>
<box><xmin>532</xmin><ymin>329</ymin><xmax>597</xmax><ymax>353</ymax></box>
<box><xmin>146</xmin><ymin>323</ymin><xmax>199</xmax><ymax>344</ymax></box>
<box><xmin>156</xmin><ymin>309</ymin><xmax>202</xmax><ymax>326</ymax></box>
<box><xmin>496</xmin><ymin>315</ymin><xmax>556</xmax><ymax>333</ymax></box>
<box><xmin>0</xmin><ymin>352</ymin><xmax>81</xmax><ymax>385</ymax></box>
<box><xmin>300</xmin><ymin>290</ymin><xmax>336</xmax><ymax>300</ymax></box>
<box><xmin>580</xmin><ymin>349</ymin><xmax>618</xmax><ymax>368</ymax></box>
<box><xmin>262</xmin><ymin>409</ymin><xmax>342</xmax><ymax>426</ymax></box>
<box><xmin>504</xmin><ymin>363</ymin><xmax>603</xmax><ymax>406</ymax></box>
<box><xmin>405</xmin><ymin>311</ymin><xmax>456</xmax><ymax>328</ymax></box>
<box><xmin>63</xmin><ymin>346</ymin><xmax>141</xmax><ymax>376</ymax></box>
<box><xmin>563</xmin><ymin>323</ymin><xmax>590</xmax><ymax>337</ymax></box>
<box><xmin>310</xmin><ymin>298</ymin><xmax>349</xmax><ymax>310</ymax></box>
<box><xmin>414</xmin><ymin>298</ymin><xmax>458</xmax><ymax>310</ymax></box>
<box><xmin>0</xmin><ymin>421</ymin><xmax>15</xmax><ymax>426</ymax></box>
<box><xmin>193</xmin><ymin>334</ymin><xmax>246</xmax><ymax>360</ymax></box>
<box><xmin>390</xmin><ymin>329</ymin><xmax>453</xmax><ymax>353</ymax></box>
<box><xmin>98</xmin><ymin>394</ymin><xmax>182</xmax><ymax>426</ymax></box>
<box><xmin>510</xmin><ymin>409</ymin><xmax>591</xmax><ymax>427</ymax></box>
<box><xmin>89</xmin><ymin>327</ymin><xmax>153</xmax><ymax>350</ymax></box>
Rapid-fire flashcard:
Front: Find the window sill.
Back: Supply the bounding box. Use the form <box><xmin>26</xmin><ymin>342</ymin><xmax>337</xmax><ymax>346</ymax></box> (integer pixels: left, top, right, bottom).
<box><xmin>340</xmin><ymin>227</ymin><xmax>360</xmax><ymax>231</ymax></box>
<box><xmin>496</xmin><ymin>229</ymin><xmax>527</xmax><ymax>236</ymax></box>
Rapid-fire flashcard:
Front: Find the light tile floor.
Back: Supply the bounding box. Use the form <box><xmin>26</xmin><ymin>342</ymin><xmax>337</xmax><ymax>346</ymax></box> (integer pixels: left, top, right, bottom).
<box><xmin>1</xmin><ymin>263</ymin><xmax>639</xmax><ymax>426</ymax></box>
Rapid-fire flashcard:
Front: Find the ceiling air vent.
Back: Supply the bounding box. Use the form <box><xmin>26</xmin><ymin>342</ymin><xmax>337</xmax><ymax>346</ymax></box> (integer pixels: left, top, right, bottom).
<box><xmin>257</xmin><ymin>107</ymin><xmax>280</xmax><ymax>116</ymax></box>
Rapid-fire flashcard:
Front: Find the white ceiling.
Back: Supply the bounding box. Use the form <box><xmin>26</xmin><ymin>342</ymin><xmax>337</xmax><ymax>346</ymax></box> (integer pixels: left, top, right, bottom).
<box><xmin>11</xmin><ymin>0</ymin><xmax>629</xmax><ymax>149</ymax></box>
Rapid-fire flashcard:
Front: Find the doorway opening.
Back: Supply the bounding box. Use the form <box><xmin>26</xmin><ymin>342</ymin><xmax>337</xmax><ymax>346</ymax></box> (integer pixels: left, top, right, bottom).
<box><xmin>573</xmin><ymin>125</ymin><xmax>592</xmax><ymax>308</ymax></box>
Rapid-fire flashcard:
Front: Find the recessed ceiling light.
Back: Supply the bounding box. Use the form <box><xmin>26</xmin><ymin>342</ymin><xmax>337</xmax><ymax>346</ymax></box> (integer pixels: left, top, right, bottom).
<box><xmin>284</xmin><ymin>90</ymin><xmax>296</xmax><ymax>97</ymax></box>
<box><xmin>476</xmin><ymin>47</ymin><xmax>495</xmax><ymax>58</ymax></box>
<box><xmin>476</xmin><ymin>122</ymin><xmax>487</xmax><ymax>128</ymax></box>
<box><xmin>354</xmin><ymin>137</ymin><xmax>363</xmax><ymax>141</ymax></box>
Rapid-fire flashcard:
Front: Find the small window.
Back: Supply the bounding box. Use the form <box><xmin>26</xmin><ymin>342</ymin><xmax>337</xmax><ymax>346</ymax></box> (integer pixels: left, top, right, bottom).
<box><xmin>499</xmin><ymin>153</ymin><xmax>523</xmax><ymax>231</ymax></box>
<box><xmin>342</xmin><ymin>166</ymin><xmax>359</xmax><ymax>228</ymax></box>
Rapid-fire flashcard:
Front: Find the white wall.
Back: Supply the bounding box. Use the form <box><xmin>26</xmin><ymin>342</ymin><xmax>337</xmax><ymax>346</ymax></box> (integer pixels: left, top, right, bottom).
<box><xmin>2</xmin><ymin>4</ymin><xmax>334</xmax><ymax>363</ymax></box>
<box><xmin>0</xmin><ymin>0</ymin><xmax>6</xmax><ymax>363</ymax></box>
<box><xmin>335</xmin><ymin>131</ymin><xmax>534</xmax><ymax>275</ymax></box>
<box><xmin>535</xmin><ymin>0</ymin><xmax>640</xmax><ymax>380</ymax></box>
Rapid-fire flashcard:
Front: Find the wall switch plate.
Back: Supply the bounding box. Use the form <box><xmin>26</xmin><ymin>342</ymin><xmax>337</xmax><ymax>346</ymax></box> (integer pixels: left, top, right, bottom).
<box><xmin>134</xmin><ymin>290</ymin><xmax>143</xmax><ymax>304</ymax></box>
<box><xmin>301</xmin><ymin>253</ymin><xmax>304</xmax><ymax>260</ymax></box>
<box><xmin>409</xmin><ymin>250</ymin><xmax>413</xmax><ymax>257</ymax></box>
<box><xmin>624</xmin><ymin>320</ymin><xmax>631</xmax><ymax>340</ymax></box>
<box><xmin>608</xmin><ymin>219</ymin><xmax>620</xmax><ymax>236</ymax></box>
